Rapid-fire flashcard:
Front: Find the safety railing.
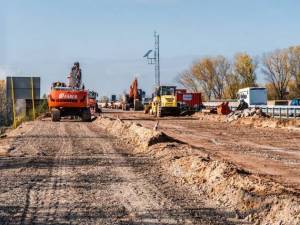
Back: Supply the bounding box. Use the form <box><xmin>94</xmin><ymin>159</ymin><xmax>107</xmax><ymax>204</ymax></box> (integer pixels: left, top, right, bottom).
<box><xmin>229</xmin><ymin>105</ymin><xmax>300</xmax><ymax>119</ymax></box>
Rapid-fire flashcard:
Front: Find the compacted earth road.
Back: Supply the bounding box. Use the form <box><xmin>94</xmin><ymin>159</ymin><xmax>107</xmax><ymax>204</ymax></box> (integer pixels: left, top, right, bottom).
<box><xmin>0</xmin><ymin>120</ymin><xmax>239</xmax><ymax>225</ymax></box>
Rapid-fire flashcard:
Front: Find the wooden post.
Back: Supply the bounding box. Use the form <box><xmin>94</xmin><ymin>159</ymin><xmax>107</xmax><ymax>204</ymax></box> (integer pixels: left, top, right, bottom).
<box><xmin>31</xmin><ymin>77</ymin><xmax>36</xmax><ymax>120</ymax></box>
<box><xmin>10</xmin><ymin>77</ymin><xmax>16</xmax><ymax>128</ymax></box>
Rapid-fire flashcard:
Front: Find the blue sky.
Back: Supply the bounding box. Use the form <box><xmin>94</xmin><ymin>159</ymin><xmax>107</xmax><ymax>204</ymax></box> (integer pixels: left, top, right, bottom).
<box><xmin>1</xmin><ymin>0</ymin><xmax>300</xmax><ymax>97</ymax></box>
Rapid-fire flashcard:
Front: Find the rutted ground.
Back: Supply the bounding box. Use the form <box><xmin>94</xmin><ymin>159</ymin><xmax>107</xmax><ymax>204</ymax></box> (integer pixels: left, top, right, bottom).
<box><xmin>0</xmin><ymin>120</ymin><xmax>239</xmax><ymax>225</ymax></box>
<box><xmin>98</xmin><ymin>111</ymin><xmax>300</xmax><ymax>225</ymax></box>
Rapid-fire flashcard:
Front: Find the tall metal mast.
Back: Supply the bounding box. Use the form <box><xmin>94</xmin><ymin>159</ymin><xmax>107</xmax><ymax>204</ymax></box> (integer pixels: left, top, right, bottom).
<box><xmin>154</xmin><ymin>32</ymin><xmax>160</xmax><ymax>87</ymax></box>
<box><xmin>143</xmin><ymin>31</ymin><xmax>161</xmax><ymax>87</ymax></box>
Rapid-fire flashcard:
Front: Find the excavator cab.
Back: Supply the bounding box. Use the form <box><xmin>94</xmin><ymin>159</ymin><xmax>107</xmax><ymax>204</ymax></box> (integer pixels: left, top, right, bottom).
<box><xmin>52</xmin><ymin>82</ymin><xmax>66</xmax><ymax>89</ymax></box>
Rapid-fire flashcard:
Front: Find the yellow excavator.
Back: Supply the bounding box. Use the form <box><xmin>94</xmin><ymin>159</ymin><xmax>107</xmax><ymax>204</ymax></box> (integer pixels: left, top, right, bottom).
<box><xmin>149</xmin><ymin>86</ymin><xmax>179</xmax><ymax>117</ymax></box>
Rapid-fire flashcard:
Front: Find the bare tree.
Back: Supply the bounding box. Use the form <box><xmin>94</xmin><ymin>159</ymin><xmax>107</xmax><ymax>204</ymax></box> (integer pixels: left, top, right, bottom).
<box><xmin>262</xmin><ymin>49</ymin><xmax>291</xmax><ymax>100</ymax></box>
<box><xmin>288</xmin><ymin>46</ymin><xmax>300</xmax><ymax>96</ymax></box>
<box><xmin>213</xmin><ymin>56</ymin><xmax>230</xmax><ymax>99</ymax></box>
<box><xmin>175</xmin><ymin>69</ymin><xmax>201</xmax><ymax>92</ymax></box>
<box><xmin>190</xmin><ymin>56</ymin><xmax>230</xmax><ymax>100</ymax></box>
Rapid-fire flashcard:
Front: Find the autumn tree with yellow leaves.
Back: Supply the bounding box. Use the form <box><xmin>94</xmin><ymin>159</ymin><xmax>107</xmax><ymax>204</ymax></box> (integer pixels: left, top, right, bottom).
<box><xmin>177</xmin><ymin>45</ymin><xmax>300</xmax><ymax>101</ymax></box>
<box><xmin>233</xmin><ymin>53</ymin><xmax>257</xmax><ymax>88</ymax></box>
<box><xmin>191</xmin><ymin>56</ymin><xmax>230</xmax><ymax>100</ymax></box>
<box><xmin>176</xmin><ymin>69</ymin><xmax>201</xmax><ymax>93</ymax></box>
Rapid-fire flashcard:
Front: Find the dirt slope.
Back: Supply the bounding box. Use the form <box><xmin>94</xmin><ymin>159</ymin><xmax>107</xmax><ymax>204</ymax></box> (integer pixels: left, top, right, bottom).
<box><xmin>0</xmin><ymin>120</ymin><xmax>238</xmax><ymax>225</ymax></box>
<box><xmin>97</xmin><ymin>115</ymin><xmax>300</xmax><ymax>225</ymax></box>
<box><xmin>104</xmin><ymin>110</ymin><xmax>300</xmax><ymax>191</ymax></box>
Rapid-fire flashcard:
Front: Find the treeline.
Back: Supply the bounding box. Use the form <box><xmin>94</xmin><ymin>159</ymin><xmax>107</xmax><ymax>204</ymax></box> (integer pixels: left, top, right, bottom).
<box><xmin>176</xmin><ymin>45</ymin><xmax>300</xmax><ymax>101</ymax></box>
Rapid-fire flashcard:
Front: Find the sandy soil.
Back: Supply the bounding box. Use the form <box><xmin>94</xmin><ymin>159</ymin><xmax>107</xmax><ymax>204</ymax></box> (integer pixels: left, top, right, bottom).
<box><xmin>103</xmin><ymin>110</ymin><xmax>300</xmax><ymax>191</ymax></box>
<box><xmin>0</xmin><ymin>119</ymin><xmax>239</xmax><ymax>225</ymax></box>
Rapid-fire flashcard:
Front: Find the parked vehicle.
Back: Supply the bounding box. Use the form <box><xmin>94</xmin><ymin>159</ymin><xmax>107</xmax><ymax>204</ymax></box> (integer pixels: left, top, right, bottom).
<box><xmin>290</xmin><ymin>98</ymin><xmax>300</xmax><ymax>106</ymax></box>
<box><xmin>176</xmin><ymin>90</ymin><xmax>202</xmax><ymax>111</ymax></box>
<box><xmin>237</xmin><ymin>87</ymin><xmax>267</xmax><ymax>106</ymax></box>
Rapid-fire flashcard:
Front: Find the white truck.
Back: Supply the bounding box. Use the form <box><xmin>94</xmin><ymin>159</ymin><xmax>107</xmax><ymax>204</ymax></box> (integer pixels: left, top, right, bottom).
<box><xmin>237</xmin><ymin>87</ymin><xmax>267</xmax><ymax>106</ymax></box>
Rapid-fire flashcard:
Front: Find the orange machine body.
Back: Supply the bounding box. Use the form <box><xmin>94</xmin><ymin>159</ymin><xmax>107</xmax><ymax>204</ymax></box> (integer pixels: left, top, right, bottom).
<box><xmin>48</xmin><ymin>88</ymin><xmax>88</xmax><ymax>109</ymax></box>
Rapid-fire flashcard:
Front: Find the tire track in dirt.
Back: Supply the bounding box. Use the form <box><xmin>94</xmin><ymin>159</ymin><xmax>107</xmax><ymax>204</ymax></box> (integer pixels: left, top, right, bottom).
<box><xmin>1</xmin><ymin>120</ymin><xmax>237</xmax><ymax>225</ymax></box>
<box><xmin>19</xmin><ymin>122</ymin><xmax>71</xmax><ymax>225</ymax></box>
<box><xmin>86</xmin><ymin>123</ymin><xmax>235</xmax><ymax>225</ymax></box>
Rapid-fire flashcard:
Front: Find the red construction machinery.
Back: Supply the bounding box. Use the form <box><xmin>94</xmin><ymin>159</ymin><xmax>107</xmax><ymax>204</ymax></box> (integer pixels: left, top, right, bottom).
<box><xmin>122</xmin><ymin>78</ymin><xmax>144</xmax><ymax>111</ymax></box>
<box><xmin>47</xmin><ymin>62</ymin><xmax>91</xmax><ymax>122</ymax></box>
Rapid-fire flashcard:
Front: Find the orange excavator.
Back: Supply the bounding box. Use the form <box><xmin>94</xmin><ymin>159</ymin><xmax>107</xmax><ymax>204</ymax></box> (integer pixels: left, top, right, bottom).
<box><xmin>122</xmin><ymin>78</ymin><xmax>144</xmax><ymax>110</ymax></box>
<box><xmin>48</xmin><ymin>62</ymin><xmax>91</xmax><ymax>122</ymax></box>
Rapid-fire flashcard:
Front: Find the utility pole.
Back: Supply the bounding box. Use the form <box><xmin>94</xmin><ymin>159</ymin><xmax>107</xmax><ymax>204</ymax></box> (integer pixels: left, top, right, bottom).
<box><xmin>144</xmin><ymin>31</ymin><xmax>161</xmax><ymax>87</ymax></box>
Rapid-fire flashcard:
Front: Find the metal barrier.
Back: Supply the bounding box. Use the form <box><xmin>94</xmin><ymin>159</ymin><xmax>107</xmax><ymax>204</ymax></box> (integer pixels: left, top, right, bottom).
<box><xmin>229</xmin><ymin>106</ymin><xmax>300</xmax><ymax>119</ymax></box>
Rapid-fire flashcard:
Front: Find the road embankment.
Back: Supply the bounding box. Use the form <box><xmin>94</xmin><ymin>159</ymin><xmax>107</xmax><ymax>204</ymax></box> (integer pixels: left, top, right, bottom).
<box><xmin>97</xmin><ymin>116</ymin><xmax>300</xmax><ymax>225</ymax></box>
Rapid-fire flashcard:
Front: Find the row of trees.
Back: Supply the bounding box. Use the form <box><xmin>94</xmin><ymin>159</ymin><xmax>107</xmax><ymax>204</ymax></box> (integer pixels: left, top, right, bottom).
<box><xmin>176</xmin><ymin>45</ymin><xmax>300</xmax><ymax>100</ymax></box>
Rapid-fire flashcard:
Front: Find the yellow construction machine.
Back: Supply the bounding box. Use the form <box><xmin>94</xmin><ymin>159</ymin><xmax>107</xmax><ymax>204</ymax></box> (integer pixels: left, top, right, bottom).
<box><xmin>149</xmin><ymin>86</ymin><xmax>179</xmax><ymax>117</ymax></box>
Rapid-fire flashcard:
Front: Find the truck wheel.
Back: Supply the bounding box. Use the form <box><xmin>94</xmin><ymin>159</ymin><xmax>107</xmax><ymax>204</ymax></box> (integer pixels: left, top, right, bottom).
<box><xmin>51</xmin><ymin>109</ymin><xmax>61</xmax><ymax>122</ymax></box>
<box><xmin>82</xmin><ymin>109</ymin><xmax>91</xmax><ymax>122</ymax></box>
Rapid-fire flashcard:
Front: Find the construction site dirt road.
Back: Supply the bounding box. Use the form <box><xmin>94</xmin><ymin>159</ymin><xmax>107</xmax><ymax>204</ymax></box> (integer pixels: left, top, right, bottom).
<box><xmin>104</xmin><ymin>109</ymin><xmax>300</xmax><ymax>191</ymax></box>
<box><xmin>0</xmin><ymin>119</ymin><xmax>239</xmax><ymax>225</ymax></box>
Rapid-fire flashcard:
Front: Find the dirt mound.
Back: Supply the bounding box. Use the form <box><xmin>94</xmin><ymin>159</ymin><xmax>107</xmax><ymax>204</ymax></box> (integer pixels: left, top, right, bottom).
<box><xmin>168</xmin><ymin>155</ymin><xmax>300</xmax><ymax>224</ymax></box>
<box><xmin>195</xmin><ymin>112</ymin><xmax>225</xmax><ymax>122</ymax></box>
<box><xmin>231</xmin><ymin>117</ymin><xmax>299</xmax><ymax>129</ymax></box>
<box><xmin>96</xmin><ymin>117</ymin><xmax>170</xmax><ymax>148</ymax></box>
<box><xmin>96</xmin><ymin>116</ymin><xmax>300</xmax><ymax>225</ymax></box>
<box><xmin>196</xmin><ymin>111</ymin><xmax>300</xmax><ymax>130</ymax></box>
<box><xmin>227</xmin><ymin>108</ymin><xmax>269</xmax><ymax>122</ymax></box>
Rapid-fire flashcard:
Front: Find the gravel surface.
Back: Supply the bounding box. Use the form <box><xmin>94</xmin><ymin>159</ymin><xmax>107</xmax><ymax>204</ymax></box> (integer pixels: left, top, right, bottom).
<box><xmin>0</xmin><ymin>120</ymin><xmax>238</xmax><ymax>225</ymax></box>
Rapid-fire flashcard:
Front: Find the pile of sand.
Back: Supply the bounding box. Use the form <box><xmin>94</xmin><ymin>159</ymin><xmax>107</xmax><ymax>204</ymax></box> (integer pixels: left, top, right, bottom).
<box><xmin>97</xmin><ymin>117</ymin><xmax>169</xmax><ymax>148</ymax></box>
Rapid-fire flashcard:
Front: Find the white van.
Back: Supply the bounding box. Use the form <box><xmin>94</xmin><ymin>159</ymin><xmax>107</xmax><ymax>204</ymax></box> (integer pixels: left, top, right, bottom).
<box><xmin>237</xmin><ymin>87</ymin><xmax>267</xmax><ymax>106</ymax></box>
